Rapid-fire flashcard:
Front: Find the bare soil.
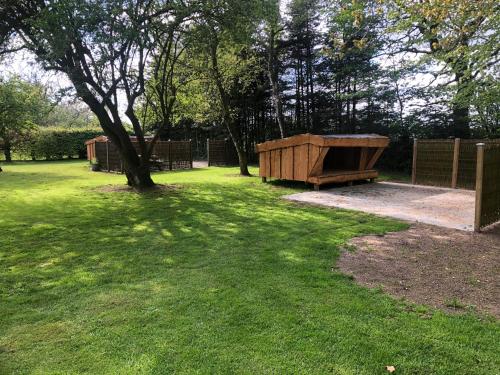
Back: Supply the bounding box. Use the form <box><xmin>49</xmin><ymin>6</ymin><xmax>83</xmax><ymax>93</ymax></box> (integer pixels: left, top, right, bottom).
<box><xmin>337</xmin><ymin>223</ymin><xmax>500</xmax><ymax>318</ymax></box>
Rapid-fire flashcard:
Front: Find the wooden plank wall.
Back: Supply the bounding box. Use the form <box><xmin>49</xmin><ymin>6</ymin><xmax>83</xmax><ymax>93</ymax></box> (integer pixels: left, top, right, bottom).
<box><xmin>281</xmin><ymin>147</ymin><xmax>294</xmax><ymax>180</ymax></box>
<box><xmin>293</xmin><ymin>145</ymin><xmax>309</xmax><ymax>181</ymax></box>
<box><xmin>260</xmin><ymin>144</ymin><xmax>322</xmax><ymax>182</ymax></box>
<box><xmin>271</xmin><ymin>149</ymin><xmax>281</xmax><ymax>178</ymax></box>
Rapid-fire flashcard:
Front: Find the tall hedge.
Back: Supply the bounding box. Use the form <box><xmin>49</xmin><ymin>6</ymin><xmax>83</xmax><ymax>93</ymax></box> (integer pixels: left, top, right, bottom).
<box><xmin>27</xmin><ymin>127</ymin><xmax>102</xmax><ymax>160</ymax></box>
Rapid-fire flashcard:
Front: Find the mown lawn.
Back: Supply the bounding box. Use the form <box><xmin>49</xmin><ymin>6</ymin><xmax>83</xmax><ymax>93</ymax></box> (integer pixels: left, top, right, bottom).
<box><xmin>0</xmin><ymin>161</ymin><xmax>498</xmax><ymax>374</ymax></box>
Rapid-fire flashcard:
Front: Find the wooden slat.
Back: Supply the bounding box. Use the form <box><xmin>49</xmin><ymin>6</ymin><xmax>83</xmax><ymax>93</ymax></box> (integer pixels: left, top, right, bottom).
<box><xmin>308</xmin><ymin>144</ymin><xmax>320</xmax><ymax>175</ymax></box>
<box><xmin>259</xmin><ymin>153</ymin><xmax>266</xmax><ymax>177</ymax></box>
<box><xmin>308</xmin><ymin>147</ymin><xmax>329</xmax><ymax>177</ymax></box>
<box><xmin>271</xmin><ymin>149</ymin><xmax>281</xmax><ymax>178</ymax></box>
<box><xmin>256</xmin><ymin>134</ymin><xmax>312</xmax><ymax>152</ymax></box>
<box><xmin>322</xmin><ymin>137</ymin><xmax>389</xmax><ymax>148</ymax></box>
<box><xmin>359</xmin><ymin>147</ymin><xmax>369</xmax><ymax>170</ymax></box>
<box><xmin>261</xmin><ymin>151</ymin><xmax>269</xmax><ymax>177</ymax></box>
<box><xmin>366</xmin><ymin>147</ymin><xmax>385</xmax><ymax>169</ymax></box>
<box><xmin>256</xmin><ymin>133</ymin><xmax>389</xmax><ymax>152</ymax></box>
<box><xmin>281</xmin><ymin>147</ymin><xmax>294</xmax><ymax>180</ymax></box>
<box><xmin>307</xmin><ymin>170</ymin><xmax>378</xmax><ymax>185</ymax></box>
<box><xmin>293</xmin><ymin>145</ymin><xmax>309</xmax><ymax>181</ymax></box>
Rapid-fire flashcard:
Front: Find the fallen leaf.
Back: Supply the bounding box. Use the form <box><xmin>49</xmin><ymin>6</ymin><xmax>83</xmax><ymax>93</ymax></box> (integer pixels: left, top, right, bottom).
<box><xmin>386</xmin><ymin>365</ymin><xmax>396</xmax><ymax>373</ymax></box>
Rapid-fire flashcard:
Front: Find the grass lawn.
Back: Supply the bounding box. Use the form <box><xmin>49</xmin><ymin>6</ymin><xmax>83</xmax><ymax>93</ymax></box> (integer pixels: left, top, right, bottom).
<box><xmin>378</xmin><ymin>170</ymin><xmax>412</xmax><ymax>183</ymax></box>
<box><xmin>0</xmin><ymin>161</ymin><xmax>498</xmax><ymax>374</ymax></box>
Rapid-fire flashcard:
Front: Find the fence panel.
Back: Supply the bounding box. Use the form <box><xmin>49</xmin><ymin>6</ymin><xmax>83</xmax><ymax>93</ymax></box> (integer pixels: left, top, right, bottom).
<box><xmin>478</xmin><ymin>144</ymin><xmax>500</xmax><ymax>229</ymax></box>
<box><xmin>456</xmin><ymin>140</ymin><xmax>478</xmax><ymax>189</ymax></box>
<box><xmin>415</xmin><ymin>140</ymin><xmax>454</xmax><ymax>187</ymax></box>
<box><xmin>94</xmin><ymin>139</ymin><xmax>192</xmax><ymax>172</ymax></box>
<box><xmin>167</xmin><ymin>141</ymin><xmax>192</xmax><ymax>169</ymax></box>
<box><xmin>207</xmin><ymin>139</ymin><xmax>238</xmax><ymax>166</ymax></box>
<box><xmin>413</xmin><ymin>138</ymin><xmax>500</xmax><ymax>190</ymax></box>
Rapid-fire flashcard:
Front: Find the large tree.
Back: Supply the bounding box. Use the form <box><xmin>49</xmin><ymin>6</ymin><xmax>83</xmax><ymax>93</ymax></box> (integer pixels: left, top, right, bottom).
<box><xmin>384</xmin><ymin>0</ymin><xmax>499</xmax><ymax>138</ymax></box>
<box><xmin>286</xmin><ymin>0</ymin><xmax>320</xmax><ymax>131</ymax></box>
<box><xmin>262</xmin><ymin>0</ymin><xmax>286</xmax><ymax>138</ymax></box>
<box><xmin>0</xmin><ymin>0</ymin><xmax>190</xmax><ymax>188</ymax></box>
<box><xmin>321</xmin><ymin>0</ymin><xmax>384</xmax><ymax>133</ymax></box>
<box><xmin>183</xmin><ymin>0</ymin><xmax>266</xmax><ymax>176</ymax></box>
<box><xmin>0</xmin><ymin>76</ymin><xmax>50</xmax><ymax>161</ymax></box>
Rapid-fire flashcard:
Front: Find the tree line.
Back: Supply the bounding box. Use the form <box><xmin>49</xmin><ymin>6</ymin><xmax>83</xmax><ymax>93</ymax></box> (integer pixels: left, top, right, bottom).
<box><xmin>1</xmin><ymin>0</ymin><xmax>498</xmax><ymax>188</ymax></box>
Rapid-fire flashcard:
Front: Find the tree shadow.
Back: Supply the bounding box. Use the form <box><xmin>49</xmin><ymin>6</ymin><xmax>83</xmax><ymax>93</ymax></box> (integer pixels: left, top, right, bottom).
<box><xmin>0</xmin><ymin>172</ymin><xmax>496</xmax><ymax>373</ymax></box>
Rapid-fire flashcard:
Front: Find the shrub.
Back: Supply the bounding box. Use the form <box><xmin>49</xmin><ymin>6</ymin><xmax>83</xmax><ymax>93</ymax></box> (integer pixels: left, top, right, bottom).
<box><xmin>26</xmin><ymin>127</ymin><xmax>102</xmax><ymax>160</ymax></box>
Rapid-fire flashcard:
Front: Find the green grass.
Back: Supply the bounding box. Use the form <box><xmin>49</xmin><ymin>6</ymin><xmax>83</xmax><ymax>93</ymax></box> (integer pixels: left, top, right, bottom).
<box><xmin>0</xmin><ymin>161</ymin><xmax>498</xmax><ymax>374</ymax></box>
<box><xmin>378</xmin><ymin>169</ymin><xmax>412</xmax><ymax>183</ymax></box>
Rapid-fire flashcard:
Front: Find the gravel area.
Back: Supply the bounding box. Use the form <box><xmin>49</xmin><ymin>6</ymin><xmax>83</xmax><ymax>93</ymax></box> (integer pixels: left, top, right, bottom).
<box><xmin>193</xmin><ymin>160</ymin><xmax>208</xmax><ymax>168</ymax></box>
<box><xmin>285</xmin><ymin>182</ymin><xmax>476</xmax><ymax>231</ymax></box>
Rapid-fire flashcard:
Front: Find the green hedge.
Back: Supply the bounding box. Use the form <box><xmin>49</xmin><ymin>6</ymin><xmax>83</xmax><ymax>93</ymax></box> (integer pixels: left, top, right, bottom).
<box><xmin>26</xmin><ymin>127</ymin><xmax>102</xmax><ymax>160</ymax></box>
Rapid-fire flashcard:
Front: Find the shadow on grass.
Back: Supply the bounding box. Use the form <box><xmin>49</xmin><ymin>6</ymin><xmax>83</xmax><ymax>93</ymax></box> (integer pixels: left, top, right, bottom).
<box><xmin>0</xmin><ymin>166</ymin><xmax>498</xmax><ymax>374</ymax></box>
<box><xmin>0</xmin><ymin>169</ymin><xmax>84</xmax><ymax>190</ymax></box>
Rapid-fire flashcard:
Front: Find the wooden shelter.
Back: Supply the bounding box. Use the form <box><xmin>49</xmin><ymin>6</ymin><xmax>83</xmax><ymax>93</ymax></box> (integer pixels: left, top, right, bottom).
<box><xmin>256</xmin><ymin>133</ymin><xmax>389</xmax><ymax>189</ymax></box>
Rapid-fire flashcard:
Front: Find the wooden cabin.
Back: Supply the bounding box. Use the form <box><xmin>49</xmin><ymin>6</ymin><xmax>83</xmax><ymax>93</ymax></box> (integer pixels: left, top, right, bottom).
<box><xmin>256</xmin><ymin>133</ymin><xmax>389</xmax><ymax>190</ymax></box>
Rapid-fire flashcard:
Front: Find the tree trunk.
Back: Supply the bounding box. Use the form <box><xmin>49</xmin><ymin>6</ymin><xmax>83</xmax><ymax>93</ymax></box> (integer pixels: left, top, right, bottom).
<box><xmin>235</xmin><ymin>143</ymin><xmax>249</xmax><ymax>176</ymax></box>
<box><xmin>4</xmin><ymin>139</ymin><xmax>12</xmax><ymax>162</ymax></box>
<box><xmin>114</xmin><ymin>135</ymin><xmax>155</xmax><ymax>189</ymax></box>
<box><xmin>209</xmin><ymin>41</ymin><xmax>250</xmax><ymax>176</ymax></box>
<box><xmin>267</xmin><ymin>27</ymin><xmax>285</xmax><ymax>139</ymax></box>
<box><xmin>124</xmin><ymin>163</ymin><xmax>155</xmax><ymax>188</ymax></box>
<box><xmin>452</xmin><ymin>104</ymin><xmax>470</xmax><ymax>138</ymax></box>
<box><xmin>451</xmin><ymin>70</ymin><xmax>471</xmax><ymax>138</ymax></box>
<box><xmin>225</xmin><ymin>118</ymin><xmax>250</xmax><ymax>176</ymax></box>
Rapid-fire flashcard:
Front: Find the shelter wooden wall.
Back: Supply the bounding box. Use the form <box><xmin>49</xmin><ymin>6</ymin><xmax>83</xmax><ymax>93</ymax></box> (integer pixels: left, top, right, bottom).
<box><xmin>259</xmin><ymin>143</ymin><xmax>322</xmax><ymax>182</ymax></box>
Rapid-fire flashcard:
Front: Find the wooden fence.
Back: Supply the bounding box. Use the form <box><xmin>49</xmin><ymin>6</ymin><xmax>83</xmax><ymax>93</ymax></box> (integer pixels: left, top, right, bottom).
<box><xmin>412</xmin><ymin>138</ymin><xmax>500</xmax><ymax>190</ymax></box>
<box><xmin>207</xmin><ymin>139</ymin><xmax>238</xmax><ymax>166</ymax></box>
<box><xmin>411</xmin><ymin>138</ymin><xmax>500</xmax><ymax>231</ymax></box>
<box><xmin>93</xmin><ymin>139</ymin><xmax>192</xmax><ymax>172</ymax></box>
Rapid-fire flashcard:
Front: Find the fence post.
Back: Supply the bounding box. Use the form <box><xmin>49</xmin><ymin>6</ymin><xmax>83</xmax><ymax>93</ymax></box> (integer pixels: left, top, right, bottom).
<box><xmin>451</xmin><ymin>138</ymin><xmax>461</xmax><ymax>188</ymax></box>
<box><xmin>474</xmin><ymin>143</ymin><xmax>485</xmax><ymax>232</ymax></box>
<box><xmin>168</xmin><ymin>139</ymin><xmax>173</xmax><ymax>171</ymax></box>
<box><xmin>106</xmin><ymin>141</ymin><xmax>110</xmax><ymax>172</ymax></box>
<box><xmin>224</xmin><ymin>138</ymin><xmax>229</xmax><ymax>165</ymax></box>
<box><xmin>207</xmin><ymin>138</ymin><xmax>210</xmax><ymax>167</ymax></box>
<box><xmin>411</xmin><ymin>138</ymin><xmax>418</xmax><ymax>185</ymax></box>
<box><xmin>189</xmin><ymin>139</ymin><xmax>193</xmax><ymax>169</ymax></box>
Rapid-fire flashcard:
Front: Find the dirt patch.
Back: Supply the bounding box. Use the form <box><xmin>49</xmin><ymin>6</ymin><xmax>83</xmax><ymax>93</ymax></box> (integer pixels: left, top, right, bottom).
<box><xmin>96</xmin><ymin>184</ymin><xmax>179</xmax><ymax>193</ymax></box>
<box><xmin>337</xmin><ymin>223</ymin><xmax>500</xmax><ymax>318</ymax></box>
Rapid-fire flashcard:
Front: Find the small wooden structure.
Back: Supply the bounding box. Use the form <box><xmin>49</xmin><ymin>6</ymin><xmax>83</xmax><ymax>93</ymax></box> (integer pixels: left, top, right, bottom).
<box><xmin>85</xmin><ymin>136</ymin><xmax>193</xmax><ymax>172</ymax></box>
<box><xmin>256</xmin><ymin>133</ymin><xmax>389</xmax><ymax>189</ymax></box>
